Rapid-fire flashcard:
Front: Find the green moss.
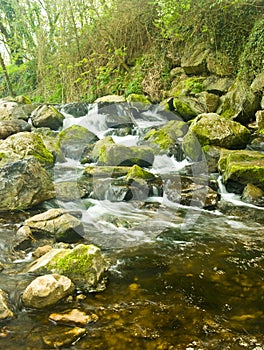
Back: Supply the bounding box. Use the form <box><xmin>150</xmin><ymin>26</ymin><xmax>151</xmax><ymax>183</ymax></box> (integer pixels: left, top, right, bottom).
<box><xmin>126</xmin><ymin>93</ymin><xmax>151</xmax><ymax>104</ymax></box>
<box><xmin>126</xmin><ymin>165</ymin><xmax>155</xmax><ymax>182</ymax></box>
<box><xmin>173</xmin><ymin>98</ymin><xmax>197</xmax><ymax>119</ymax></box>
<box><xmin>185</xmin><ymin>77</ymin><xmax>205</xmax><ymax>94</ymax></box>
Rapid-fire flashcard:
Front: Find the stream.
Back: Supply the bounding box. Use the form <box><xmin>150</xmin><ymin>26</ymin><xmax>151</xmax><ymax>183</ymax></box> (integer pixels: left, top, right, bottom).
<box><xmin>0</xmin><ymin>102</ymin><xmax>263</xmax><ymax>349</ymax></box>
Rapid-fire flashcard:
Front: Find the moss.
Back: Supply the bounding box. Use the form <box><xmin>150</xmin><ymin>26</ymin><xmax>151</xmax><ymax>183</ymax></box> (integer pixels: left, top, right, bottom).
<box><xmin>184</xmin><ymin>77</ymin><xmax>205</xmax><ymax>94</ymax></box>
<box><xmin>173</xmin><ymin>98</ymin><xmax>198</xmax><ymax>119</ymax></box>
<box><xmin>126</xmin><ymin>165</ymin><xmax>155</xmax><ymax>182</ymax></box>
<box><xmin>126</xmin><ymin>93</ymin><xmax>151</xmax><ymax>104</ymax></box>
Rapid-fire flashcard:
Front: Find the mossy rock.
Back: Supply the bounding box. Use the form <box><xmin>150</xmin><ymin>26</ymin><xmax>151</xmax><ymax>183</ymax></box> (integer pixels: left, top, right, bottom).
<box><xmin>218</xmin><ymin>149</ymin><xmax>264</xmax><ymax>192</ymax></box>
<box><xmin>31</xmin><ymin>105</ymin><xmax>65</xmax><ymax>130</ymax></box>
<box><xmin>173</xmin><ymin>96</ymin><xmax>203</xmax><ymax>121</ymax></box>
<box><xmin>126</xmin><ymin>165</ymin><xmax>155</xmax><ymax>182</ymax></box>
<box><xmin>126</xmin><ymin>93</ymin><xmax>151</xmax><ymax>104</ymax></box>
<box><xmin>186</xmin><ymin>113</ymin><xmax>251</xmax><ymax>149</ymax></box>
<box><xmin>145</xmin><ymin>120</ymin><xmax>188</xmax><ymax>153</ymax></box>
<box><xmin>80</xmin><ymin>136</ymin><xmax>115</xmax><ymax>164</ymax></box>
<box><xmin>0</xmin><ymin>131</ymin><xmax>54</xmax><ymax>168</ymax></box>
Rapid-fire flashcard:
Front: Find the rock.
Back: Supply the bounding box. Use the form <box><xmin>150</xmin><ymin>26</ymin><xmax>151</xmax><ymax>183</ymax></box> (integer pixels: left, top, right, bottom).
<box><xmin>0</xmin><ymin>100</ymin><xmax>19</xmax><ymax>120</ymax></box>
<box><xmin>22</xmin><ymin>274</ymin><xmax>75</xmax><ymax>308</ymax></box>
<box><xmin>197</xmin><ymin>92</ymin><xmax>219</xmax><ymax>113</ymax></box>
<box><xmin>13</xmin><ymin>225</ymin><xmax>34</xmax><ymax>251</ymax></box>
<box><xmin>204</xmin><ymin>76</ymin><xmax>233</xmax><ymax>95</ymax></box>
<box><xmin>98</xmin><ymin>144</ymin><xmax>154</xmax><ymax>167</ymax></box>
<box><xmin>256</xmin><ymin>110</ymin><xmax>264</xmax><ymax>130</ymax></box>
<box><xmin>94</xmin><ymin>95</ymin><xmax>126</xmax><ymax>107</ymax></box>
<box><xmin>26</xmin><ymin>244</ymin><xmax>109</xmax><ymax>292</ymax></box>
<box><xmin>59</xmin><ymin>125</ymin><xmax>99</xmax><ymax>160</ymax></box>
<box><xmin>173</xmin><ymin>95</ymin><xmax>204</xmax><ymax>121</ymax></box>
<box><xmin>164</xmin><ymin>175</ymin><xmax>219</xmax><ymax>209</ymax></box>
<box><xmin>181</xmin><ymin>43</ymin><xmax>210</xmax><ymax>75</ymax></box>
<box><xmin>61</xmin><ymin>102</ymin><xmax>89</xmax><ymax>118</ymax></box>
<box><xmin>80</xmin><ymin>136</ymin><xmax>115</xmax><ymax>164</ymax></box>
<box><xmin>31</xmin><ymin>104</ymin><xmax>65</xmax><ymax>130</ymax></box>
<box><xmin>0</xmin><ymin>119</ymin><xmax>31</xmax><ymax>139</ymax></box>
<box><xmin>126</xmin><ymin>93</ymin><xmax>151</xmax><ymax>107</ymax></box>
<box><xmin>217</xmin><ymin>81</ymin><xmax>261</xmax><ymax>124</ymax></box>
<box><xmin>182</xmin><ymin>113</ymin><xmax>250</xmax><ymax>161</ymax></box>
<box><xmin>99</xmin><ymin>103</ymin><xmax>135</xmax><ymax>129</ymax></box>
<box><xmin>242</xmin><ymin>183</ymin><xmax>264</xmax><ymax>206</ymax></box>
<box><xmin>0</xmin><ymin>158</ymin><xmax>55</xmax><ymax>212</ymax></box>
<box><xmin>247</xmin><ymin>136</ymin><xmax>264</xmax><ymax>152</ymax></box>
<box><xmin>33</xmin><ymin>245</ymin><xmax>52</xmax><ymax>258</ymax></box>
<box><xmin>202</xmin><ymin>145</ymin><xmax>221</xmax><ymax>173</ymax></box>
<box><xmin>218</xmin><ymin>149</ymin><xmax>264</xmax><ymax>193</ymax></box>
<box><xmin>24</xmin><ymin>208</ymin><xmax>84</xmax><ymax>243</ymax></box>
<box><xmin>55</xmin><ymin>181</ymin><xmax>86</xmax><ymax>202</ymax></box>
<box><xmin>49</xmin><ymin>309</ymin><xmax>98</xmax><ymax>326</ymax></box>
<box><xmin>250</xmin><ymin>72</ymin><xmax>264</xmax><ymax>93</ymax></box>
<box><xmin>0</xmin><ymin>290</ymin><xmax>14</xmax><ymax>320</ymax></box>
<box><xmin>42</xmin><ymin>326</ymin><xmax>86</xmax><ymax>348</ymax></box>
<box><xmin>0</xmin><ymin>131</ymin><xmax>54</xmax><ymax>168</ymax></box>
<box><xmin>144</xmin><ymin>120</ymin><xmax>188</xmax><ymax>158</ymax></box>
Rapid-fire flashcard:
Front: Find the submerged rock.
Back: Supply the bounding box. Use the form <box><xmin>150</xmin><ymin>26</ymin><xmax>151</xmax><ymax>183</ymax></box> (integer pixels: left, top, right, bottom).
<box><xmin>0</xmin><ymin>158</ymin><xmax>55</xmax><ymax>212</ymax></box>
<box><xmin>23</xmin><ymin>208</ymin><xmax>84</xmax><ymax>243</ymax></box>
<box><xmin>218</xmin><ymin>149</ymin><xmax>264</xmax><ymax>193</ymax></box>
<box><xmin>0</xmin><ymin>289</ymin><xmax>14</xmax><ymax>320</ymax></box>
<box><xmin>22</xmin><ymin>274</ymin><xmax>75</xmax><ymax>308</ymax></box>
<box><xmin>26</xmin><ymin>244</ymin><xmax>109</xmax><ymax>292</ymax></box>
<box><xmin>31</xmin><ymin>104</ymin><xmax>65</xmax><ymax>130</ymax></box>
<box><xmin>0</xmin><ymin>131</ymin><xmax>54</xmax><ymax>168</ymax></box>
<box><xmin>42</xmin><ymin>326</ymin><xmax>87</xmax><ymax>348</ymax></box>
<box><xmin>49</xmin><ymin>309</ymin><xmax>98</xmax><ymax>326</ymax></box>
<box><xmin>59</xmin><ymin>125</ymin><xmax>99</xmax><ymax>160</ymax></box>
<box><xmin>0</xmin><ymin>119</ymin><xmax>31</xmax><ymax>139</ymax></box>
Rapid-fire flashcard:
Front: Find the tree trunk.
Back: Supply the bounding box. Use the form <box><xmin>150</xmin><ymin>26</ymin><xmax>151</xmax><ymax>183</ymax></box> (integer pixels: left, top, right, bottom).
<box><xmin>0</xmin><ymin>52</ymin><xmax>14</xmax><ymax>97</ymax></box>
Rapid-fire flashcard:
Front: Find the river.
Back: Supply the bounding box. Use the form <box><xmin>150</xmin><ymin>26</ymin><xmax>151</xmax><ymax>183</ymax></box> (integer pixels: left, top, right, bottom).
<box><xmin>0</xmin><ymin>102</ymin><xmax>263</xmax><ymax>349</ymax></box>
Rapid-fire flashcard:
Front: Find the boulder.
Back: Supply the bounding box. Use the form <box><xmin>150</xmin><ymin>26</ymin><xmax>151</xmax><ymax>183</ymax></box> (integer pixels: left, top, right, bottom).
<box><xmin>242</xmin><ymin>183</ymin><xmax>264</xmax><ymax>206</ymax></box>
<box><xmin>61</xmin><ymin>102</ymin><xmax>89</xmax><ymax>118</ymax></box>
<box><xmin>98</xmin><ymin>144</ymin><xmax>154</xmax><ymax>167</ymax></box>
<box><xmin>182</xmin><ymin>113</ymin><xmax>251</xmax><ymax>161</ymax></box>
<box><xmin>0</xmin><ymin>100</ymin><xmax>20</xmax><ymax>120</ymax></box>
<box><xmin>181</xmin><ymin>43</ymin><xmax>210</xmax><ymax>75</ymax></box>
<box><xmin>26</xmin><ymin>244</ymin><xmax>109</xmax><ymax>292</ymax></box>
<box><xmin>31</xmin><ymin>104</ymin><xmax>65</xmax><ymax>130</ymax></box>
<box><xmin>256</xmin><ymin>110</ymin><xmax>264</xmax><ymax>131</ymax></box>
<box><xmin>164</xmin><ymin>175</ymin><xmax>219</xmax><ymax>209</ymax></box>
<box><xmin>94</xmin><ymin>95</ymin><xmax>126</xmax><ymax>108</ymax></box>
<box><xmin>217</xmin><ymin>81</ymin><xmax>261</xmax><ymax>124</ymax></box>
<box><xmin>204</xmin><ymin>76</ymin><xmax>233</xmax><ymax>95</ymax></box>
<box><xmin>80</xmin><ymin>136</ymin><xmax>115</xmax><ymax>164</ymax></box>
<box><xmin>23</xmin><ymin>208</ymin><xmax>84</xmax><ymax>243</ymax></box>
<box><xmin>55</xmin><ymin>181</ymin><xmax>86</xmax><ymax>202</ymax></box>
<box><xmin>218</xmin><ymin>149</ymin><xmax>264</xmax><ymax>193</ymax></box>
<box><xmin>0</xmin><ymin>131</ymin><xmax>54</xmax><ymax>168</ymax></box>
<box><xmin>250</xmin><ymin>72</ymin><xmax>264</xmax><ymax>93</ymax></box>
<box><xmin>0</xmin><ymin>158</ymin><xmax>55</xmax><ymax>212</ymax></box>
<box><xmin>0</xmin><ymin>119</ymin><xmax>31</xmax><ymax>139</ymax></box>
<box><xmin>173</xmin><ymin>95</ymin><xmax>204</xmax><ymax>121</ymax></box>
<box><xmin>22</xmin><ymin>274</ymin><xmax>75</xmax><ymax>308</ymax></box>
<box><xmin>144</xmin><ymin>120</ymin><xmax>188</xmax><ymax>158</ymax></box>
<box><xmin>59</xmin><ymin>125</ymin><xmax>99</xmax><ymax>160</ymax></box>
<box><xmin>0</xmin><ymin>289</ymin><xmax>14</xmax><ymax>319</ymax></box>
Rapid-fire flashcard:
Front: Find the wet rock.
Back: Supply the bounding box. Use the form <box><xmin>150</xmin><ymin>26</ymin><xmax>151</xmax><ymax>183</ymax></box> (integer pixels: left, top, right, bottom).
<box><xmin>33</xmin><ymin>245</ymin><xmax>52</xmax><ymax>258</ymax></box>
<box><xmin>0</xmin><ymin>158</ymin><xmax>55</xmax><ymax>212</ymax></box>
<box><xmin>13</xmin><ymin>225</ymin><xmax>34</xmax><ymax>251</ymax></box>
<box><xmin>0</xmin><ymin>119</ymin><xmax>31</xmax><ymax>139</ymax></box>
<box><xmin>247</xmin><ymin>135</ymin><xmax>264</xmax><ymax>152</ymax></box>
<box><xmin>0</xmin><ymin>131</ymin><xmax>54</xmax><ymax>168</ymax></box>
<box><xmin>144</xmin><ymin>120</ymin><xmax>188</xmax><ymax>158</ymax></box>
<box><xmin>31</xmin><ymin>104</ymin><xmax>65</xmax><ymax>130</ymax></box>
<box><xmin>55</xmin><ymin>181</ymin><xmax>86</xmax><ymax>202</ymax></box>
<box><xmin>202</xmin><ymin>145</ymin><xmax>221</xmax><ymax>173</ymax></box>
<box><xmin>22</xmin><ymin>274</ymin><xmax>75</xmax><ymax>308</ymax></box>
<box><xmin>0</xmin><ymin>290</ymin><xmax>14</xmax><ymax>320</ymax></box>
<box><xmin>98</xmin><ymin>144</ymin><xmax>154</xmax><ymax>167</ymax></box>
<box><xmin>60</xmin><ymin>102</ymin><xmax>89</xmax><ymax>118</ymax></box>
<box><xmin>218</xmin><ymin>149</ymin><xmax>264</xmax><ymax>193</ymax></box>
<box><xmin>42</xmin><ymin>326</ymin><xmax>86</xmax><ymax>348</ymax></box>
<box><xmin>217</xmin><ymin>81</ymin><xmax>261</xmax><ymax>124</ymax></box>
<box><xmin>197</xmin><ymin>91</ymin><xmax>219</xmax><ymax>113</ymax></box>
<box><xmin>241</xmin><ymin>183</ymin><xmax>264</xmax><ymax>206</ymax></box>
<box><xmin>23</xmin><ymin>208</ymin><xmax>84</xmax><ymax>243</ymax></box>
<box><xmin>164</xmin><ymin>175</ymin><xmax>219</xmax><ymax>209</ymax></box>
<box><xmin>59</xmin><ymin>125</ymin><xmax>99</xmax><ymax>160</ymax></box>
<box><xmin>49</xmin><ymin>308</ymin><xmax>98</xmax><ymax>326</ymax></box>
<box><xmin>182</xmin><ymin>113</ymin><xmax>251</xmax><ymax>160</ymax></box>
<box><xmin>26</xmin><ymin>244</ymin><xmax>109</xmax><ymax>292</ymax></box>
<box><xmin>80</xmin><ymin>136</ymin><xmax>115</xmax><ymax>164</ymax></box>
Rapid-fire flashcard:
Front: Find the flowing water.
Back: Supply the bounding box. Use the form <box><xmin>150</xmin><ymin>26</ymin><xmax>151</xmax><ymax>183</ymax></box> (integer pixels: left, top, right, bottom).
<box><xmin>0</xmin><ymin>103</ymin><xmax>263</xmax><ymax>349</ymax></box>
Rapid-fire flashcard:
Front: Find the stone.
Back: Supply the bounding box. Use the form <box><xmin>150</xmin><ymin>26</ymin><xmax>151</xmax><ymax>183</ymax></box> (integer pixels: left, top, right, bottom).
<box><xmin>22</xmin><ymin>274</ymin><xmax>75</xmax><ymax>308</ymax></box>
<box><xmin>49</xmin><ymin>309</ymin><xmax>98</xmax><ymax>326</ymax></box>
<box><xmin>31</xmin><ymin>104</ymin><xmax>65</xmax><ymax>130</ymax></box>
<box><xmin>0</xmin><ymin>158</ymin><xmax>55</xmax><ymax>212</ymax></box>
<box><xmin>0</xmin><ymin>131</ymin><xmax>54</xmax><ymax>168</ymax></box>
<box><xmin>61</xmin><ymin>102</ymin><xmax>89</xmax><ymax>118</ymax></box>
<box><xmin>250</xmin><ymin>72</ymin><xmax>264</xmax><ymax>93</ymax></box>
<box><xmin>144</xmin><ymin>120</ymin><xmax>188</xmax><ymax>158</ymax></box>
<box><xmin>55</xmin><ymin>181</ymin><xmax>86</xmax><ymax>202</ymax></box>
<box><xmin>0</xmin><ymin>119</ymin><xmax>31</xmax><ymax>139</ymax></box>
<box><xmin>80</xmin><ymin>136</ymin><xmax>115</xmax><ymax>164</ymax></box>
<box><xmin>126</xmin><ymin>93</ymin><xmax>151</xmax><ymax>105</ymax></box>
<box><xmin>26</xmin><ymin>244</ymin><xmax>109</xmax><ymax>292</ymax></box>
<box><xmin>98</xmin><ymin>144</ymin><xmax>155</xmax><ymax>167</ymax></box>
<box><xmin>0</xmin><ymin>290</ymin><xmax>14</xmax><ymax>320</ymax></box>
<box><xmin>204</xmin><ymin>76</ymin><xmax>233</xmax><ymax>95</ymax></box>
<box><xmin>197</xmin><ymin>92</ymin><xmax>219</xmax><ymax>113</ymax></box>
<box><xmin>42</xmin><ymin>326</ymin><xmax>86</xmax><ymax>348</ymax></box>
<box><xmin>256</xmin><ymin>110</ymin><xmax>264</xmax><ymax>130</ymax></box>
<box><xmin>59</xmin><ymin>125</ymin><xmax>99</xmax><ymax>160</ymax></box>
<box><xmin>181</xmin><ymin>43</ymin><xmax>210</xmax><ymax>75</ymax></box>
<box><xmin>94</xmin><ymin>95</ymin><xmax>126</xmax><ymax>104</ymax></box>
<box><xmin>0</xmin><ymin>100</ymin><xmax>19</xmax><ymax>120</ymax></box>
<box><xmin>182</xmin><ymin>113</ymin><xmax>250</xmax><ymax>157</ymax></box>
<box><xmin>24</xmin><ymin>208</ymin><xmax>84</xmax><ymax>243</ymax></box>
<box><xmin>242</xmin><ymin>183</ymin><xmax>264</xmax><ymax>206</ymax></box>
<box><xmin>173</xmin><ymin>95</ymin><xmax>204</xmax><ymax>121</ymax></box>
<box><xmin>218</xmin><ymin>149</ymin><xmax>264</xmax><ymax>193</ymax></box>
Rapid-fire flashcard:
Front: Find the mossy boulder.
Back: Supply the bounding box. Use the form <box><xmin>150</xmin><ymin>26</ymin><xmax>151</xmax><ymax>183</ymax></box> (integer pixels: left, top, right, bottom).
<box><xmin>27</xmin><ymin>244</ymin><xmax>109</xmax><ymax>292</ymax></box>
<box><xmin>59</xmin><ymin>125</ymin><xmax>99</xmax><ymax>160</ymax></box>
<box><xmin>218</xmin><ymin>149</ymin><xmax>264</xmax><ymax>192</ymax></box>
<box><xmin>144</xmin><ymin>120</ymin><xmax>188</xmax><ymax>158</ymax></box>
<box><xmin>80</xmin><ymin>136</ymin><xmax>115</xmax><ymax>164</ymax></box>
<box><xmin>0</xmin><ymin>131</ymin><xmax>54</xmax><ymax>168</ymax></box>
<box><xmin>173</xmin><ymin>96</ymin><xmax>204</xmax><ymax>121</ymax></box>
<box><xmin>98</xmin><ymin>144</ymin><xmax>154</xmax><ymax>167</ymax></box>
<box><xmin>242</xmin><ymin>183</ymin><xmax>264</xmax><ymax>206</ymax></box>
<box><xmin>32</xmin><ymin>128</ymin><xmax>65</xmax><ymax>162</ymax></box>
<box><xmin>217</xmin><ymin>81</ymin><xmax>261</xmax><ymax>124</ymax></box>
<box><xmin>126</xmin><ymin>93</ymin><xmax>151</xmax><ymax>104</ymax></box>
<box><xmin>181</xmin><ymin>43</ymin><xmax>210</xmax><ymax>75</ymax></box>
<box><xmin>31</xmin><ymin>104</ymin><xmax>65</xmax><ymax>130</ymax></box>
